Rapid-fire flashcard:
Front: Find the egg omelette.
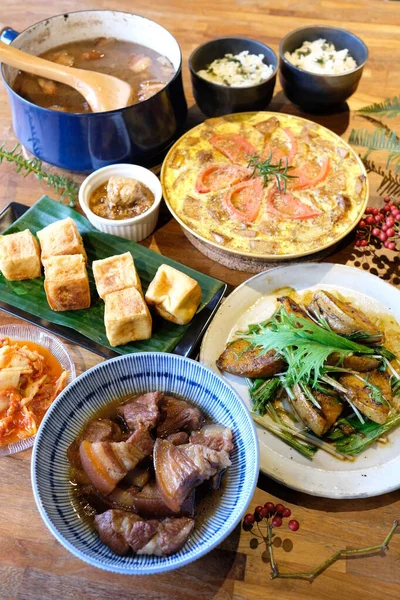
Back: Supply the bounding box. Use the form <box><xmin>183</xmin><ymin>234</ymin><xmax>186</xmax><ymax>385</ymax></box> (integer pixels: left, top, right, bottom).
<box><xmin>161</xmin><ymin>112</ymin><xmax>368</xmax><ymax>258</ymax></box>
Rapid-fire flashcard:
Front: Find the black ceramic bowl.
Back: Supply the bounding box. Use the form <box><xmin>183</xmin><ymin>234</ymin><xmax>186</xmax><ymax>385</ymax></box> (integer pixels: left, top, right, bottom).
<box><xmin>279</xmin><ymin>25</ymin><xmax>368</xmax><ymax>113</ymax></box>
<box><xmin>189</xmin><ymin>37</ymin><xmax>277</xmax><ymax>117</ymax></box>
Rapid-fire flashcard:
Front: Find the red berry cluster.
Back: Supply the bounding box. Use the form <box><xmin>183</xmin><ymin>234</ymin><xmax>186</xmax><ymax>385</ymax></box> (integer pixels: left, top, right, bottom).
<box><xmin>243</xmin><ymin>502</ymin><xmax>299</xmax><ymax>532</ymax></box>
<box><xmin>356</xmin><ymin>196</ymin><xmax>400</xmax><ymax>251</ymax></box>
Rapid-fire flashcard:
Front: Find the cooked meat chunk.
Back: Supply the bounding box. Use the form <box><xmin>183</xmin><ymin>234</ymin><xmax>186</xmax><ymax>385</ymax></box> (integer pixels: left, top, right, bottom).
<box><xmin>79</xmin><ymin>427</ymin><xmax>154</xmax><ymax>495</ymax></box>
<box><xmin>327</xmin><ymin>353</ymin><xmax>381</xmax><ymax>372</ymax></box>
<box><xmin>254</xmin><ymin>116</ymin><xmax>280</xmax><ymax>137</ymax></box>
<box><xmin>277</xmin><ymin>296</ymin><xmax>310</xmax><ymax>321</ymax></box>
<box><xmin>94</xmin><ymin>509</ymin><xmax>138</xmax><ymax>555</ymax></box>
<box><xmin>190</xmin><ymin>424</ymin><xmax>233</xmax><ymax>453</ymax></box>
<box><xmin>133</xmin><ymin>481</ymin><xmax>195</xmax><ymax>518</ymax></box>
<box><xmin>104</xmin><ymin>486</ymin><xmax>139</xmax><ymax>510</ymax></box>
<box><xmin>137</xmin><ymin>517</ymin><xmax>195</xmax><ymax>557</ymax></box>
<box><xmin>123</xmin><ymin>466</ymin><xmax>152</xmax><ymax>489</ymax></box>
<box><xmin>339</xmin><ymin>371</ymin><xmax>391</xmax><ymax>424</ymax></box>
<box><xmin>106</xmin><ymin>176</ymin><xmax>147</xmax><ymax>208</ymax></box>
<box><xmin>180</xmin><ymin>444</ymin><xmax>231</xmax><ymax>481</ymax></box>
<box><xmin>37</xmin><ymin>77</ymin><xmax>58</xmax><ymax>95</ymax></box>
<box><xmin>167</xmin><ymin>431</ymin><xmax>189</xmax><ymax>445</ymax></box>
<box><xmin>118</xmin><ymin>391</ymin><xmax>163</xmax><ymax>431</ymax></box>
<box><xmin>291</xmin><ymin>384</ymin><xmax>343</xmax><ymax>436</ymax></box>
<box><xmin>309</xmin><ymin>291</ymin><xmax>383</xmax><ymax>342</ymax></box>
<box><xmin>128</xmin><ymin>54</ymin><xmax>153</xmax><ymax>73</ymax></box>
<box><xmin>50</xmin><ymin>51</ymin><xmax>75</xmax><ymax>67</ymax></box>
<box><xmin>216</xmin><ymin>339</ymin><xmax>285</xmax><ymax>378</ymax></box>
<box><xmin>154</xmin><ymin>438</ymin><xmax>202</xmax><ymax>512</ymax></box>
<box><xmin>157</xmin><ymin>396</ymin><xmax>203</xmax><ymax>437</ymax></box>
<box><xmin>82</xmin><ymin>418</ymin><xmax>121</xmax><ymax>442</ymax></box>
<box><xmin>95</xmin><ymin>509</ymin><xmax>194</xmax><ymax>557</ymax></box>
<box><xmin>127</xmin><ymin>518</ymin><xmax>160</xmax><ymax>552</ymax></box>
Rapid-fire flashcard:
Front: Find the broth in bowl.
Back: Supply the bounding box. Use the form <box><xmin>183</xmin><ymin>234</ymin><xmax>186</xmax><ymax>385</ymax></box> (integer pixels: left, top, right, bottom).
<box><xmin>13</xmin><ymin>37</ymin><xmax>175</xmax><ymax>113</ymax></box>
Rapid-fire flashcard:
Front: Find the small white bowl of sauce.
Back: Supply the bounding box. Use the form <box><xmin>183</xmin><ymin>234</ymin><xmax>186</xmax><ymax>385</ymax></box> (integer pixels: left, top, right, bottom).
<box><xmin>79</xmin><ymin>164</ymin><xmax>162</xmax><ymax>242</ymax></box>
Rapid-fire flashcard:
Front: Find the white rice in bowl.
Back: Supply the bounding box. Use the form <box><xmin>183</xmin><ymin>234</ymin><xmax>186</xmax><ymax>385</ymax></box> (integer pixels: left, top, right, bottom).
<box><xmin>197</xmin><ymin>51</ymin><xmax>274</xmax><ymax>87</ymax></box>
<box><xmin>284</xmin><ymin>39</ymin><xmax>357</xmax><ymax>75</ymax></box>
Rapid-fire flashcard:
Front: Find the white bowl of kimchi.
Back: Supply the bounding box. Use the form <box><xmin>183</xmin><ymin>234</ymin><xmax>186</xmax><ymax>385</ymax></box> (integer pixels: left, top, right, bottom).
<box><xmin>0</xmin><ymin>324</ymin><xmax>76</xmax><ymax>456</ymax></box>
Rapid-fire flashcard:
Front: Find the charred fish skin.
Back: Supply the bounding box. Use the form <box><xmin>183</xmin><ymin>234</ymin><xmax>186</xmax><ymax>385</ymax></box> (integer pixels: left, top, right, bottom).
<box><xmin>291</xmin><ymin>385</ymin><xmax>343</xmax><ymax>436</ymax></box>
<box><xmin>314</xmin><ymin>391</ymin><xmax>343</xmax><ymax>432</ymax></box>
<box><xmin>327</xmin><ymin>353</ymin><xmax>381</xmax><ymax>372</ymax></box>
<box><xmin>276</xmin><ymin>296</ymin><xmax>310</xmax><ymax>321</ymax></box>
<box><xmin>291</xmin><ymin>384</ymin><xmax>327</xmax><ymax>437</ymax></box>
<box><xmin>216</xmin><ymin>339</ymin><xmax>286</xmax><ymax>379</ymax></box>
<box><xmin>308</xmin><ymin>290</ymin><xmax>383</xmax><ymax>342</ymax></box>
<box><xmin>339</xmin><ymin>371</ymin><xmax>391</xmax><ymax>425</ymax></box>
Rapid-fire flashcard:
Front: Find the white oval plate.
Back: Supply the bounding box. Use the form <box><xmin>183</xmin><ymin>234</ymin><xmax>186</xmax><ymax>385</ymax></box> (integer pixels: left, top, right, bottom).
<box><xmin>200</xmin><ymin>263</ymin><xmax>400</xmax><ymax>499</ymax></box>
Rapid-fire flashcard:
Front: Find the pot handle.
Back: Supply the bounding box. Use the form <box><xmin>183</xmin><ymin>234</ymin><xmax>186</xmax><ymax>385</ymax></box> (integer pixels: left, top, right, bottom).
<box><xmin>0</xmin><ymin>25</ymin><xmax>19</xmax><ymax>45</ymax></box>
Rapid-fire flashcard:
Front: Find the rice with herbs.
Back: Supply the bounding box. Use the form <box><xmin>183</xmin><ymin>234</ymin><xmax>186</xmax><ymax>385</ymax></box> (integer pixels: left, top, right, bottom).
<box><xmin>284</xmin><ymin>39</ymin><xmax>357</xmax><ymax>75</ymax></box>
<box><xmin>197</xmin><ymin>51</ymin><xmax>273</xmax><ymax>87</ymax></box>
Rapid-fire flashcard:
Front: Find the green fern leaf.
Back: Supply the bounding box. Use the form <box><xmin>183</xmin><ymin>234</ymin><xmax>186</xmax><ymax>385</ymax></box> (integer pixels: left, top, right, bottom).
<box><xmin>357</xmin><ymin>96</ymin><xmax>400</xmax><ymax>119</ymax></box>
<box><xmin>386</xmin><ymin>152</ymin><xmax>400</xmax><ymax>173</ymax></box>
<box><xmin>349</xmin><ymin>127</ymin><xmax>400</xmax><ymax>153</ymax></box>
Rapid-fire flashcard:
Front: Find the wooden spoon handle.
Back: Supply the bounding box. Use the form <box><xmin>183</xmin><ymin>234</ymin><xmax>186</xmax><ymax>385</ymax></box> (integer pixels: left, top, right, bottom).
<box><xmin>0</xmin><ymin>40</ymin><xmax>76</xmax><ymax>86</ymax></box>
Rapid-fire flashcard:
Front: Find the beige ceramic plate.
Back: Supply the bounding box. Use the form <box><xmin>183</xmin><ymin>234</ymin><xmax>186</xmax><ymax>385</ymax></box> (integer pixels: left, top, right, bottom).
<box><xmin>200</xmin><ymin>263</ymin><xmax>400</xmax><ymax>499</ymax></box>
<box><xmin>161</xmin><ymin>111</ymin><xmax>369</xmax><ymax>261</ymax></box>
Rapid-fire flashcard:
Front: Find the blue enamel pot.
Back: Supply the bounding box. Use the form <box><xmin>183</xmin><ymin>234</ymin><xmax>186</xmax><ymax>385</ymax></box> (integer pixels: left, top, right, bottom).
<box><xmin>1</xmin><ymin>11</ymin><xmax>187</xmax><ymax>172</ymax></box>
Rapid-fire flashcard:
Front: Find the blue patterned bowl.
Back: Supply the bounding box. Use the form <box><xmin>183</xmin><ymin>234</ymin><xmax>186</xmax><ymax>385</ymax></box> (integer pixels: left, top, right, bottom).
<box><xmin>31</xmin><ymin>352</ymin><xmax>259</xmax><ymax>575</ymax></box>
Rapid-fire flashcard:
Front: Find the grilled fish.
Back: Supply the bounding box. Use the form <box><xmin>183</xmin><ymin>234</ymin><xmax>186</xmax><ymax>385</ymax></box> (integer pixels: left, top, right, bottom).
<box><xmin>309</xmin><ymin>291</ymin><xmax>383</xmax><ymax>342</ymax></box>
<box><xmin>339</xmin><ymin>371</ymin><xmax>391</xmax><ymax>424</ymax></box>
<box><xmin>216</xmin><ymin>339</ymin><xmax>286</xmax><ymax>378</ymax></box>
<box><xmin>291</xmin><ymin>384</ymin><xmax>343</xmax><ymax>436</ymax></box>
<box><xmin>327</xmin><ymin>353</ymin><xmax>381</xmax><ymax>372</ymax></box>
<box><xmin>277</xmin><ymin>296</ymin><xmax>310</xmax><ymax>321</ymax></box>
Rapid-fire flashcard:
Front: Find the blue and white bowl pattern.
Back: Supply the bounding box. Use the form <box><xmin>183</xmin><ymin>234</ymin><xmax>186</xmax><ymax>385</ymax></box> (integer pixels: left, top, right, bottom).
<box><xmin>31</xmin><ymin>352</ymin><xmax>259</xmax><ymax>575</ymax></box>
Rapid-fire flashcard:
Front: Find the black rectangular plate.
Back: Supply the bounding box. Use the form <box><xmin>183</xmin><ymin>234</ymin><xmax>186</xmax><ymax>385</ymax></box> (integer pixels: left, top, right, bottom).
<box><xmin>0</xmin><ymin>202</ymin><xmax>231</xmax><ymax>359</ymax></box>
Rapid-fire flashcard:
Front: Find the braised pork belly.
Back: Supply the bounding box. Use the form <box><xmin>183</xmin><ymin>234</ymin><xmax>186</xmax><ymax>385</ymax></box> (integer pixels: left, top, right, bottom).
<box><xmin>68</xmin><ymin>391</ymin><xmax>233</xmax><ymax>558</ymax></box>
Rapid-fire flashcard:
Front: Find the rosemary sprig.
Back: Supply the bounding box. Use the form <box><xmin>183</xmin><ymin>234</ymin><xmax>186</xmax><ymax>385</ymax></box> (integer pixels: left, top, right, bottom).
<box><xmin>0</xmin><ymin>143</ymin><xmax>78</xmax><ymax>206</ymax></box>
<box><xmin>247</xmin><ymin>153</ymin><xmax>297</xmax><ymax>193</ymax></box>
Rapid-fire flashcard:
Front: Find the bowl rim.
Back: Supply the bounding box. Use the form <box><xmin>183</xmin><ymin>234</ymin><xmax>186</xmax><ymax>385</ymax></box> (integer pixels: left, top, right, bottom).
<box><xmin>188</xmin><ymin>36</ymin><xmax>278</xmax><ymax>90</ymax></box>
<box><xmin>1</xmin><ymin>9</ymin><xmax>183</xmax><ymax>117</ymax></box>
<box><xmin>278</xmin><ymin>24</ymin><xmax>368</xmax><ymax>78</ymax></box>
<box><xmin>79</xmin><ymin>163</ymin><xmax>162</xmax><ymax>226</ymax></box>
<box><xmin>31</xmin><ymin>351</ymin><xmax>260</xmax><ymax>575</ymax></box>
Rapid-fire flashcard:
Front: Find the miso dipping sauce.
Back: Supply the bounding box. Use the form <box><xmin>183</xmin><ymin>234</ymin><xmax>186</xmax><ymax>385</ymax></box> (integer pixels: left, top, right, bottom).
<box><xmin>89</xmin><ymin>176</ymin><xmax>155</xmax><ymax>220</ymax></box>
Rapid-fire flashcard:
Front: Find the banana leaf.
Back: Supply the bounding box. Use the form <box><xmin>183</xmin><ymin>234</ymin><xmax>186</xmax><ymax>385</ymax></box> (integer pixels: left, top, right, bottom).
<box><xmin>0</xmin><ymin>196</ymin><xmax>225</xmax><ymax>355</ymax></box>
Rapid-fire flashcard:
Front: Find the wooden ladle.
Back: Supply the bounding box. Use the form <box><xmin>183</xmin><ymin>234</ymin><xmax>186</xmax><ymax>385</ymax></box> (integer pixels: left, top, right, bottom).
<box><xmin>0</xmin><ymin>40</ymin><xmax>133</xmax><ymax>112</ymax></box>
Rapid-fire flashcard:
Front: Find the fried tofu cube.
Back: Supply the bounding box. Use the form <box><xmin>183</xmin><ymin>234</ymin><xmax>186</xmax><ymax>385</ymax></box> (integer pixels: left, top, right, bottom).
<box><xmin>104</xmin><ymin>287</ymin><xmax>152</xmax><ymax>346</ymax></box>
<box><xmin>37</xmin><ymin>217</ymin><xmax>87</xmax><ymax>264</ymax></box>
<box><xmin>145</xmin><ymin>264</ymin><xmax>202</xmax><ymax>325</ymax></box>
<box><xmin>0</xmin><ymin>229</ymin><xmax>41</xmax><ymax>280</ymax></box>
<box><xmin>44</xmin><ymin>254</ymin><xmax>91</xmax><ymax>311</ymax></box>
<box><xmin>92</xmin><ymin>252</ymin><xmax>142</xmax><ymax>300</ymax></box>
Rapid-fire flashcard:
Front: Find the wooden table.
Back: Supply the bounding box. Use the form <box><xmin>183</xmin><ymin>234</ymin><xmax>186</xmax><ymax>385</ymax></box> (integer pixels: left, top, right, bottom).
<box><xmin>1</xmin><ymin>1</ymin><xmax>400</xmax><ymax>599</ymax></box>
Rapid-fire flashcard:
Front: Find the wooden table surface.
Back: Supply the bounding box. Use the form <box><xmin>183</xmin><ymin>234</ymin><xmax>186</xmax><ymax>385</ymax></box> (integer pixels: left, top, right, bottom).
<box><xmin>1</xmin><ymin>1</ymin><xmax>400</xmax><ymax>599</ymax></box>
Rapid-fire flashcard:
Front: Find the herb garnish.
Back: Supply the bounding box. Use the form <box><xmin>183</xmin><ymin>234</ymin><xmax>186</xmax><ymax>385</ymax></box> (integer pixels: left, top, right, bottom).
<box><xmin>247</xmin><ymin>153</ymin><xmax>297</xmax><ymax>193</ymax></box>
<box><xmin>237</xmin><ymin>306</ymin><xmax>376</xmax><ymax>388</ymax></box>
<box><xmin>315</xmin><ymin>57</ymin><xmax>325</xmax><ymax>66</ymax></box>
<box><xmin>0</xmin><ymin>143</ymin><xmax>78</xmax><ymax>206</ymax></box>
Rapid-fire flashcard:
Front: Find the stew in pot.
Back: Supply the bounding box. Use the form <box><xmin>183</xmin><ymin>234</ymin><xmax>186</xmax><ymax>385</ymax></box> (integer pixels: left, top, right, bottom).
<box><xmin>13</xmin><ymin>37</ymin><xmax>175</xmax><ymax>113</ymax></box>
